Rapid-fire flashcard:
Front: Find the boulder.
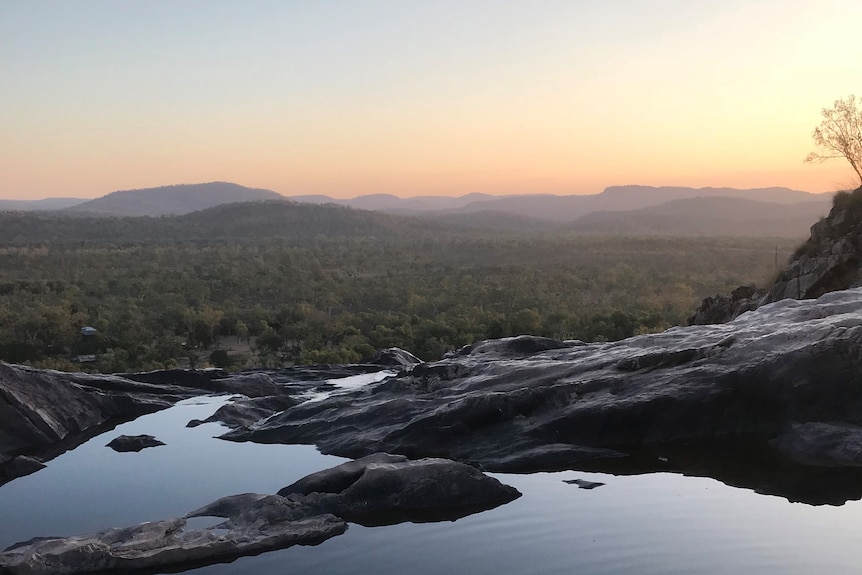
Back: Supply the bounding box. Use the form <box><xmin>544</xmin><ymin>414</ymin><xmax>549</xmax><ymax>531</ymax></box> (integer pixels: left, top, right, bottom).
<box><xmin>294</xmin><ymin>457</ymin><xmax>521</xmax><ymax>526</ymax></box>
<box><xmin>279</xmin><ymin>452</ymin><xmax>408</xmax><ymax>496</ymax></box>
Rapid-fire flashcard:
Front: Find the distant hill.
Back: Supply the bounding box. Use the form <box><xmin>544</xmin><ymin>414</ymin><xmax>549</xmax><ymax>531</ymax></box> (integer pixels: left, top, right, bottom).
<box><xmin>0</xmin><ymin>196</ymin><xmax>832</xmax><ymax>244</ymax></box>
<box><xmin>65</xmin><ymin>182</ymin><xmax>283</xmax><ymax>216</ymax></box>
<box><xmin>289</xmin><ymin>192</ymin><xmax>496</xmax><ymax>212</ymax></box>
<box><xmin>289</xmin><ymin>185</ymin><xmax>828</xmax><ymax>222</ymax></box>
<box><xmin>566</xmin><ymin>196</ymin><xmax>832</xmax><ymax>237</ymax></box>
<box><xmin>0</xmin><ymin>200</ymin><xmax>468</xmax><ymax>244</ymax></box>
<box><xmin>0</xmin><ymin>198</ymin><xmax>85</xmax><ymax>211</ymax></box>
<box><xmin>428</xmin><ymin>186</ymin><xmax>829</xmax><ymax>222</ymax></box>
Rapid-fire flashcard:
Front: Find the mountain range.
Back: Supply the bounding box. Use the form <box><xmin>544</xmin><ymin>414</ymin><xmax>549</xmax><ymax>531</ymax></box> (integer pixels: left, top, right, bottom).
<box><xmin>0</xmin><ymin>182</ymin><xmax>836</xmax><ymax>237</ymax></box>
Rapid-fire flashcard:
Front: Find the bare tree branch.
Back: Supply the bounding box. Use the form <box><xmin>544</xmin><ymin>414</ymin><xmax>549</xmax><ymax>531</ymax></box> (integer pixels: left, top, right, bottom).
<box><xmin>805</xmin><ymin>95</ymin><xmax>862</xmax><ymax>187</ymax></box>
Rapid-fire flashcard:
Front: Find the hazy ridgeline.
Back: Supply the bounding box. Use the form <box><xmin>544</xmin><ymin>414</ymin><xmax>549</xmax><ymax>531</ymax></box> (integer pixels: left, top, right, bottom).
<box><xmin>0</xmin><ymin>203</ymin><xmax>801</xmax><ymax>372</ymax></box>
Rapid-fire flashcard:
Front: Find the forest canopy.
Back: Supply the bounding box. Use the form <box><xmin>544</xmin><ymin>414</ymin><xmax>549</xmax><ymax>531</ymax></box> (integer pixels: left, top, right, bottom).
<box><xmin>0</xmin><ymin>205</ymin><xmax>799</xmax><ymax>372</ymax></box>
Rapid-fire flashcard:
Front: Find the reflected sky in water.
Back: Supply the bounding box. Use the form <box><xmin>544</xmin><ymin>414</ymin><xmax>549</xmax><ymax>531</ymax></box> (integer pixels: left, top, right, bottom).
<box><xmin>4</xmin><ymin>395</ymin><xmax>862</xmax><ymax>575</ymax></box>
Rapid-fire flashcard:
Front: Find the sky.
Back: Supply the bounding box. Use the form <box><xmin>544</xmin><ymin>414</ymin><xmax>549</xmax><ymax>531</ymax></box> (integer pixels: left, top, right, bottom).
<box><xmin>1</xmin><ymin>0</ymin><xmax>861</xmax><ymax>200</ymax></box>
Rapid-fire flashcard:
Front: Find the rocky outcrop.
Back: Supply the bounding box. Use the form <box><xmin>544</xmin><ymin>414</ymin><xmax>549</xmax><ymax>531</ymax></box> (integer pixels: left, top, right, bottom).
<box><xmin>0</xmin><ymin>455</ymin><xmax>518</xmax><ymax>575</ymax></box>
<box><xmin>106</xmin><ymin>434</ymin><xmax>165</xmax><ymax>453</ymax></box>
<box><xmin>690</xmin><ymin>188</ymin><xmax>862</xmax><ymax>325</ymax></box>
<box><xmin>764</xmin><ymin>190</ymin><xmax>862</xmax><ymax>303</ymax></box>
<box><xmin>687</xmin><ymin>284</ymin><xmax>765</xmax><ymax>325</ymax></box>
<box><xmin>224</xmin><ymin>289</ymin><xmax>862</xmax><ymax>497</ymax></box>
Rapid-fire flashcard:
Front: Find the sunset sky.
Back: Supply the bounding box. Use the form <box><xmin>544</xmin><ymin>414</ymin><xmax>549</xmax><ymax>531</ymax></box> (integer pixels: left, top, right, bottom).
<box><xmin>2</xmin><ymin>0</ymin><xmax>861</xmax><ymax>200</ymax></box>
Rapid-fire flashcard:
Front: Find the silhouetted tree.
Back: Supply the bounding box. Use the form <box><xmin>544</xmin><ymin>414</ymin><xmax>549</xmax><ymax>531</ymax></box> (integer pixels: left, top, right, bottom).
<box><xmin>806</xmin><ymin>95</ymin><xmax>862</xmax><ymax>186</ymax></box>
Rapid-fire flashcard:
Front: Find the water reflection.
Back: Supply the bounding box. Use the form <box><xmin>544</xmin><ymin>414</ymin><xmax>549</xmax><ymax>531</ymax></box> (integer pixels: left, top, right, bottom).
<box><xmin>5</xmin><ymin>395</ymin><xmax>862</xmax><ymax>575</ymax></box>
<box><xmin>0</xmin><ymin>396</ymin><xmax>345</xmax><ymax>549</ymax></box>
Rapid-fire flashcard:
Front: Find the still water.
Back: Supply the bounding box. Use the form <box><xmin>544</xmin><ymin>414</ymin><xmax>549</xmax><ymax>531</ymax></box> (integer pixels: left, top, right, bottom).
<box><xmin>3</xmin><ymin>394</ymin><xmax>862</xmax><ymax>575</ymax></box>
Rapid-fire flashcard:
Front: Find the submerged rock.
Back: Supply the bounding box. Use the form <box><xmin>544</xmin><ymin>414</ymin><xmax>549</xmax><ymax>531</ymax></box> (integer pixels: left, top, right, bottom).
<box><xmin>224</xmin><ymin>290</ymin><xmax>862</xmax><ymax>490</ymax></box>
<box><xmin>0</xmin><ymin>454</ymin><xmax>518</xmax><ymax>574</ymax></box>
<box><xmin>106</xmin><ymin>434</ymin><xmax>165</xmax><ymax>453</ymax></box>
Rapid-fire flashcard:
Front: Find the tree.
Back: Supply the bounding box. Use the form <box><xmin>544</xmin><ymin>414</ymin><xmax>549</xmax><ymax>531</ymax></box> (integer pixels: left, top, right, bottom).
<box><xmin>805</xmin><ymin>95</ymin><xmax>862</xmax><ymax>186</ymax></box>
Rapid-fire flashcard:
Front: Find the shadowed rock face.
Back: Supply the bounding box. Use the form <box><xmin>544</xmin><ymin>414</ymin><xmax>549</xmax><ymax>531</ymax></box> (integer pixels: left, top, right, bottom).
<box><xmin>0</xmin><ymin>455</ymin><xmax>519</xmax><ymax>575</ymax></box>
<box><xmin>765</xmin><ymin>189</ymin><xmax>862</xmax><ymax>304</ymax></box>
<box><xmin>224</xmin><ymin>289</ymin><xmax>862</xmax><ymax>503</ymax></box>
<box><xmin>691</xmin><ymin>188</ymin><xmax>862</xmax><ymax>325</ymax></box>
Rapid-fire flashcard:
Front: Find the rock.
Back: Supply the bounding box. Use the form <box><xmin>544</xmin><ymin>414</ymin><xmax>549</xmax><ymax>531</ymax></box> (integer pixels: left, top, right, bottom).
<box><xmin>0</xmin><ymin>456</ymin><xmax>518</xmax><ymax>574</ymax></box>
<box><xmin>688</xmin><ymin>284</ymin><xmax>765</xmax><ymax>325</ymax></box>
<box><xmin>771</xmin><ymin>422</ymin><xmax>862</xmax><ymax>467</ymax></box>
<box><xmin>278</xmin><ymin>453</ymin><xmax>408</xmax><ymax>496</ymax></box>
<box><xmin>563</xmin><ymin>478</ymin><xmax>605</xmax><ymax>489</ymax></box>
<box><xmin>186</xmin><ymin>395</ymin><xmax>298</xmax><ymax>430</ymax></box>
<box><xmin>121</xmin><ymin>369</ymin><xmax>286</xmax><ymax>398</ymax></box>
<box><xmin>106</xmin><ymin>434</ymin><xmax>165</xmax><ymax>453</ymax></box>
<box><xmin>0</xmin><ymin>495</ymin><xmax>346</xmax><ymax>575</ymax></box>
<box><xmin>224</xmin><ymin>288</ymin><xmax>862</xmax><ymax>504</ymax></box>
<box><xmin>0</xmin><ymin>363</ymin><xmax>196</xmax><ymax>485</ymax></box>
<box><xmin>763</xmin><ymin>189</ymin><xmax>862</xmax><ymax>304</ymax></box>
<box><xmin>363</xmin><ymin>347</ymin><xmax>423</xmax><ymax>367</ymax></box>
<box><xmin>447</xmin><ymin>335</ymin><xmax>580</xmax><ymax>358</ymax></box>
<box><xmin>279</xmin><ymin>455</ymin><xmax>521</xmax><ymax>526</ymax></box>
<box><xmin>691</xmin><ymin>188</ymin><xmax>862</xmax><ymax>325</ymax></box>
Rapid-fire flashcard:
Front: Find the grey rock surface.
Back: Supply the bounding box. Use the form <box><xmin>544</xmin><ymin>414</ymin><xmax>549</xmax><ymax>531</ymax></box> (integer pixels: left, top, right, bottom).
<box><xmin>225</xmin><ymin>290</ymin><xmax>862</xmax><ymax>483</ymax></box>
<box><xmin>0</xmin><ymin>495</ymin><xmax>346</xmax><ymax>575</ymax></box>
<box><xmin>279</xmin><ymin>452</ymin><xmax>409</xmax><ymax>496</ymax></box>
<box><xmin>0</xmin><ymin>455</ymin><xmax>518</xmax><ymax>574</ymax></box>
